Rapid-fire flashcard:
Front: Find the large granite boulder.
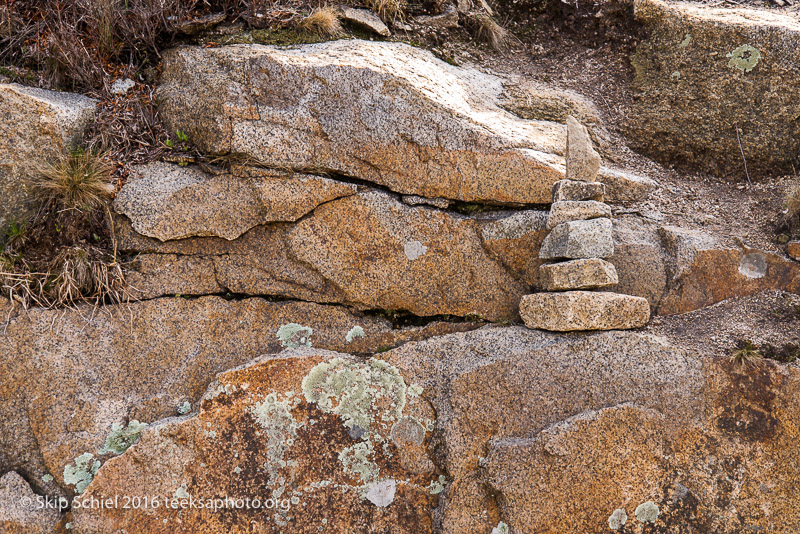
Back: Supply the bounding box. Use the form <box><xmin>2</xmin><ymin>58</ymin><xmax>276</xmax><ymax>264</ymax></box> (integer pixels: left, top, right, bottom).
<box><xmin>0</xmin><ymin>296</ymin><xmax>474</xmax><ymax>496</ymax></box>
<box><xmin>0</xmin><ymin>83</ymin><xmax>96</xmax><ymax>231</ymax></box>
<box><xmin>629</xmin><ymin>0</ymin><xmax>800</xmax><ymax>176</ymax></box>
<box><xmin>385</xmin><ymin>327</ymin><xmax>800</xmax><ymax>533</ymax></box>
<box><xmin>157</xmin><ymin>40</ymin><xmax>569</xmax><ymax>204</ymax></box>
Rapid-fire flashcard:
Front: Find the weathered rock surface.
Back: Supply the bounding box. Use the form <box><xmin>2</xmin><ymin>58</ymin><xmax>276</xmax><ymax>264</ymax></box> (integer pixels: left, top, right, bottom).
<box><xmin>546</xmin><ymin>200</ymin><xmax>611</xmax><ymax>229</ymax></box>
<box><xmin>565</xmin><ymin>115</ymin><xmax>601</xmax><ymax>182</ymax></box>
<box><xmin>630</xmin><ymin>0</ymin><xmax>800</xmax><ymax>175</ymax></box>
<box><xmin>478</xmin><ymin>210</ymin><xmax>549</xmax><ymax>286</ymax></box>
<box><xmin>385</xmin><ymin>327</ymin><xmax>800</xmax><ymax>533</ymax></box>
<box><xmin>73</xmin><ymin>350</ymin><xmax>441</xmax><ymax>533</ymax></box>
<box><xmin>158</xmin><ymin>41</ymin><xmax>568</xmax><ymax>204</ymax></box>
<box><xmin>539</xmin><ymin>217</ymin><xmax>614</xmax><ymax>259</ymax></box>
<box><xmin>539</xmin><ymin>258</ymin><xmax>618</xmax><ymax>290</ymax></box>
<box><xmin>552</xmin><ymin>179</ymin><xmax>605</xmax><ymax>202</ymax></box>
<box><xmin>114</xmin><ymin>162</ymin><xmax>356</xmax><ymax>241</ymax></box>
<box><xmin>519</xmin><ymin>291</ymin><xmax>650</xmax><ymax>331</ymax></box>
<box><xmin>0</xmin><ymin>471</ymin><xmax>61</xmax><ymax>533</ymax></box>
<box><xmin>119</xmin><ymin>190</ymin><xmax>527</xmax><ymax>320</ymax></box>
<box><xmin>0</xmin><ymin>296</ymin><xmax>475</xmax><ymax>495</ymax></box>
<box><xmin>610</xmin><ymin>216</ymin><xmax>669</xmax><ymax>310</ymax></box>
<box><xmin>0</xmin><ymin>83</ymin><xmax>96</xmax><ymax>230</ymax></box>
<box><xmin>787</xmin><ymin>240</ymin><xmax>800</xmax><ymax>261</ymax></box>
<box><xmin>339</xmin><ymin>6</ymin><xmax>391</xmax><ymax>35</ymax></box>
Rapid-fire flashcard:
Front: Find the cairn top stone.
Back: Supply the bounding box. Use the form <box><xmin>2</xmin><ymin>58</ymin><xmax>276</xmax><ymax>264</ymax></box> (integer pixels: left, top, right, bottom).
<box><xmin>565</xmin><ymin>115</ymin><xmax>602</xmax><ymax>182</ymax></box>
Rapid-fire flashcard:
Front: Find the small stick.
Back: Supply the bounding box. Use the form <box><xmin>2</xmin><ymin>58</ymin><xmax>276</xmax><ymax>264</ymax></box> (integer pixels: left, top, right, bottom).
<box><xmin>736</xmin><ymin>126</ymin><xmax>752</xmax><ymax>186</ymax></box>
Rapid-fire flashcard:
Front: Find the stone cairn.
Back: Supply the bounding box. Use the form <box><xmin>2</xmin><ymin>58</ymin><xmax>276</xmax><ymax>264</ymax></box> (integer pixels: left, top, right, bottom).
<box><xmin>519</xmin><ymin>116</ymin><xmax>651</xmax><ymax>332</ymax></box>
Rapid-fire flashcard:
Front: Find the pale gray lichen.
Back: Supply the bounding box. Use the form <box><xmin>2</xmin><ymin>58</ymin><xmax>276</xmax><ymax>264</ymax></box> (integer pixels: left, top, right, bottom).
<box><xmin>177</xmin><ymin>401</ymin><xmax>191</xmax><ymax>415</ymax></box>
<box><xmin>404</xmin><ymin>240</ymin><xmax>428</xmax><ymax>260</ymax></box>
<box><xmin>63</xmin><ymin>453</ymin><xmax>101</xmax><ymax>494</ymax></box>
<box><xmin>345</xmin><ymin>325</ymin><xmax>365</xmax><ymax>343</ymax></box>
<box><xmin>727</xmin><ymin>44</ymin><xmax>760</xmax><ymax>72</ymax></box>
<box><xmin>679</xmin><ymin>33</ymin><xmax>691</xmax><ymax>48</ymax></box>
<box><xmin>174</xmin><ymin>484</ymin><xmax>190</xmax><ymax>499</ymax></box>
<box><xmin>250</xmin><ymin>392</ymin><xmax>302</xmax><ymax>486</ymax></box>
<box><xmin>41</xmin><ymin>474</ymin><xmax>54</xmax><ymax>483</ymax></box>
<box><xmin>635</xmin><ymin>501</ymin><xmax>660</xmax><ymax>523</ymax></box>
<box><xmin>492</xmin><ymin>521</ymin><xmax>510</xmax><ymax>534</ymax></box>
<box><xmin>428</xmin><ymin>475</ymin><xmax>446</xmax><ymax>495</ymax></box>
<box><xmin>98</xmin><ymin>420</ymin><xmax>148</xmax><ymax>455</ymax></box>
<box><xmin>277</xmin><ymin>323</ymin><xmax>313</xmax><ymax>348</ymax></box>
<box><xmin>608</xmin><ymin>508</ymin><xmax>628</xmax><ymax>530</ymax></box>
<box><xmin>365</xmin><ymin>479</ymin><xmax>396</xmax><ymax>507</ymax></box>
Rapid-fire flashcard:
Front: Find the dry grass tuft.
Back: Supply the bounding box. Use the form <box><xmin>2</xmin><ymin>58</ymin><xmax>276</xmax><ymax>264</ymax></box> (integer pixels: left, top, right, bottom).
<box><xmin>730</xmin><ymin>340</ymin><xmax>762</xmax><ymax>368</ymax></box>
<box><xmin>471</xmin><ymin>13</ymin><xmax>508</xmax><ymax>50</ymax></box>
<box><xmin>364</xmin><ymin>0</ymin><xmax>407</xmax><ymax>22</ymax></box>
<box><xmin>300</xmin><ymin>6</ymin><xmax>342</xmax><ymax>37</ymax></box>
<box><xmin>31</xmin><ymin>149</ymin><xmax>115</xmax><ymax>212</ymax></box>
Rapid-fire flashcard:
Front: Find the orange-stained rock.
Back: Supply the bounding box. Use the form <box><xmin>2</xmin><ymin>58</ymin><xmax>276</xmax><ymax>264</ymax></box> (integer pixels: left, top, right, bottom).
<box><xmin>657</xmin><ymin>226</ymin><xmax>800</xmax><ymax>315</ymax></box>
<box><xmin>73</xmin><ymin>350</ymin><xmax>442</xmax><ymax>533</ymax></box>
<box><xmin>788</xmin><ymin>241</ymin><xmax>800</xmax><ymax>261</ymax></box>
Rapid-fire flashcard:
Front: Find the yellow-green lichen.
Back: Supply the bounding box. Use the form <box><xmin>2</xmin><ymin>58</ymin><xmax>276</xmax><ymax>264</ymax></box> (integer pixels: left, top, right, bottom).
<box><xmin>63</xmin><ymin>453</ymin><xmax>100</xmax><ymax>494</ymax></box>
<box><xmin>250</xmin><ymin>392</ymin><xmax>302</xmax><ymax>486</ymax></box>
<box><xmin>428</xmin><ymin>475</ymin><xmax>447</xmax><ymax>495</ymax></box>
<box><xmin>492</xmin><ymin>521</ymin><xmax>510</xmax><ymax>534</ymax></box>
<box><xmin>98</xmin><ymin>420</ymin><xmax>148</xmax><ymax>455</ymax></box>
<box><xmin>338</xmin><ymin>439</ymin><xmax>380</xmax><ymax>484</ymax></box>
<box><xmin>727</xmin><ymin>44</ymin><xmax>760</xmax><ymax>72</ymax></box>
<box><xmin>301</xmin><ymin>357</ymin><xmax>407</xmax><ymax>431</ymax></box>
<box><xmin>41</xmin><ymin>474</ymin><xmax>54</xmax><ymax>483</ymax></box>
<box><xmin>679</xmin><ymin>33</ymin><xmax>691</xmax><ymax>48</ymax></box>
<box><xmin>277</xmin><ymin>323</ymin><xmax>313</xmax><ymax>348</ymax></box>
<box><xmin>177</xmin><ymin>401</ymin><xmax>191</xmax><ymax>415</ymax></box>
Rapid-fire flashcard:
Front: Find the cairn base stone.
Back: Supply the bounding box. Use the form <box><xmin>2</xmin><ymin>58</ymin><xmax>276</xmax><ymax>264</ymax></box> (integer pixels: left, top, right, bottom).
<box><xmin>540</xmin><ymin>259</ymin><xmax>618</xmax><ymax>290</ymax></box>
<box><xmin>520</xmin><ymin>291</ymin><xmax>650</xmax><ymax>331</ymax></box>
<box><xmin>539</xmin><ymin>218</ymin><xmax>614</xmax><ymax>260</ymax></box>
<box><xmin>552</xmin><ymin>180</ymin><xmax>605</xmax><ymax>202</ymax></box>
<box><xmin>546</xmin><ymin>200</ymin><xmax>611</xmax><ymax>230</ymax></box>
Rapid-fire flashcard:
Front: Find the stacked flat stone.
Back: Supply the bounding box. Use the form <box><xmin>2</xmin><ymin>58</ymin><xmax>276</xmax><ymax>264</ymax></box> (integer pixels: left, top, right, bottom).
<box><xmin>520</xmin><ymin>116</ymin><xmax>650</xmax><ymax>332</ymax></box>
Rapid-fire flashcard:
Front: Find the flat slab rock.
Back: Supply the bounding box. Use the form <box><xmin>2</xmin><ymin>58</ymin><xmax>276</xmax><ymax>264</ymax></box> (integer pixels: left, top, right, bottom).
<box><xmin>539</xmin><ymin>217</ymin><xmax>614</xmax><ymax>260</ymax></box>
<box><xmin>113</xmin><ymin>162</ymin><xmax>356</xmax><ymax>241</ymax></box>
<box><xmin>539</xmin><ymin>258</ymin><xmax>618</xmax><ymax>290</ymax></box>
<box><xmin>519</xmin><ymin>291</ymin><xmax>650</xmax><ymax>331</ymax></box>
<box><xmin>158</xmin><ymin>40</ymin><xmax>568</xmax><ymax>204</ymax></box>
